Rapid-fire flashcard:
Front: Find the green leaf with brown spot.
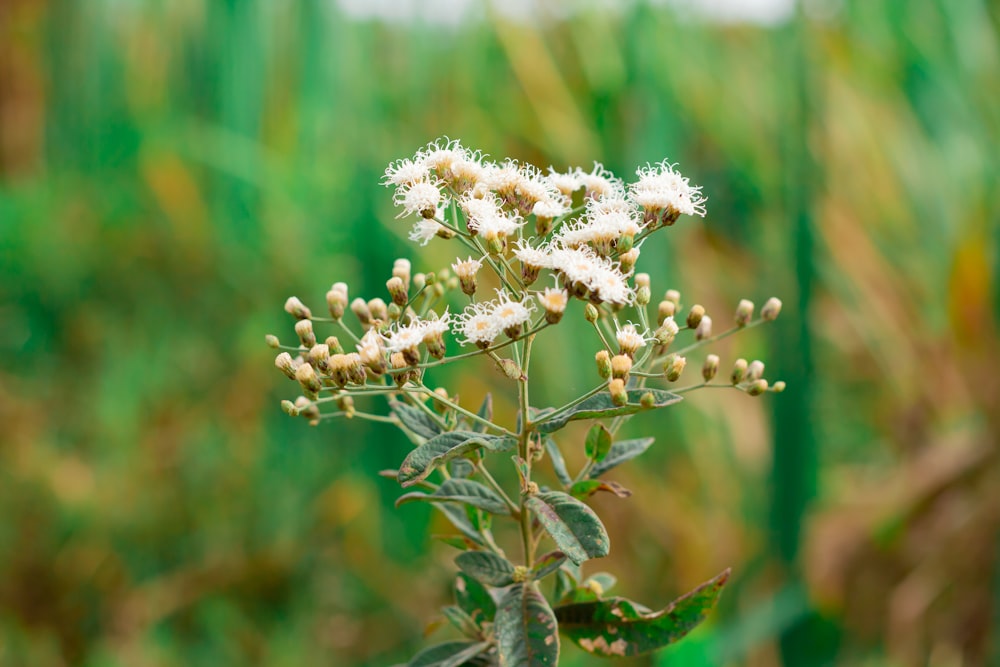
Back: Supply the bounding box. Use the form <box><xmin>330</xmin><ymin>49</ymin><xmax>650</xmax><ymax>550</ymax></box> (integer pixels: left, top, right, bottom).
<box><xmin>535</xmin><ymin>390</ymin><xmax>682</xmax><ymax>433</ymax></box>
<box><xmin>589</xmin><ymin>438</ymin><xmax>655</xmax><ymax>478</ymax></box>
<box><xmin>396</xmin><ymin>478</ymin><xmax>510</xmax><ymax>514</ymax></box>
<box><xmin>569</xmin><ymin>480</ymin><xmax>631</xmax><ymax>500</ymax></box>
<box><xmin>496</xmin><ymin>583</ymin><xmax>559</xmax><ymax>667</ymax></box>
<box><xmin>454</xmin><ymin>572</ymin><xmax>497</xmax><ymax>623</ymax></box>
<box><xmin>554</xmin><ymin>568</ymin><xmax>730</xmax><ymax>658</ymax></box>
<box><xmin>525</xmin><ymin>491</ymin><xmax>610</xmax><ymax>564</ymax></box>
<box><xmin>397</xmin><ymin>431</ymin><xmax>516</xmax><ymax>487</ymax></box>
<box><xmin>456</xmin><ymin>551</ymin><xmax>517</xmax><ymax>587</ymax></box>
<box><xmin>531</xmin><ymin>550</ymin><xmax>567</xmax><ymax>582</ymax></box>
<box><xmin>584</xmin><ymin>424</ymin><xmax>612</xmax><ymax>462</ymax></box>
<box><xmin>390</xmin><ymin>400</ymin><xmax>443</xmax><ymax>440</ymax></box>
<box><xmin>407</xmin><ymin>640</ymin><xmax>492</xmax><ymax>667</ymax></box>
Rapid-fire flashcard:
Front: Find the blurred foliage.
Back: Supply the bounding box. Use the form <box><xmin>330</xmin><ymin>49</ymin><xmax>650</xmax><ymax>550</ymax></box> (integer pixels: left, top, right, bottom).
<box><xmin>1</xmin><ymin>0</ymin><xmax>998</xmax><ymax>665</ymax></box>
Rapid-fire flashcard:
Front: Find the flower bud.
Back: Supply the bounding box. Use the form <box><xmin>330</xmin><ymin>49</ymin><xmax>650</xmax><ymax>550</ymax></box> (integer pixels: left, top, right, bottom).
<box><xmin>392</xmin><ymin>259</ymin><xmax>411</xmax><ymax>289</ymax></box>
<box><xmin>639</xmin><ymin>392</ymin><xmax>656</xmax><ymax>409</ymax></box>
<box><xmin>735</xmin><ymin>299</ymin><xmax>755</xmax><ymax>327</ymax></box>
<box><xmin>281</xmin><ymin>399</ymin><xmax>299</xmax><ymax>416</ymax></box>
<box><xmin>274</xmin><ymin>352</ymin><xmax>297</xmax><ymax>379</ymax></box>
<box><xmin>496</xmin><ymin>358</ymin><xmax>526</xmax><ymax>381</ymax></box>
<box><xmin>595</xmin><ymin>350</ymin><xmax>612</xmax><ymax>379</ymax></box>
<box><xmin>772</xmin><ymin>380</ymin><xmax>786</xmax><ymax>393</ymax></box>
<box><xmin>351</xmin><ymin>298</ymin><xmax>372</xmax><ymax>326</ymax></box>
<box><xmin>327</xmin><ymin>287</ymin><xmax>348</xmax><ymax>320</ymax></box>
<box><xmin>762</xmin><ymin>297</ymin><xmax>783</xmax><ymax>321</ymax></box>
<box><xmin>617</xmin><ymin>233</ymin><xmax>634</xmax><ymax>254</ymax></box>
<box><xmin>325</xmin><ymin>336</ymin><xmax>344</xmax><ymax>355</ymax></box>
<box><xmin>387</xmin><ymin>303</ymin><xmax>402</xmax><ymax>321</ymax></box>
<box><xmin>295</xmin><ymin>363</ymin><xmax>322</xmax><ymax>398</ymax></box>
<box><xmin>611</xmin><ymin>354</ymin><xmax>632</xmax><ymax>380</ymax></box>
<box><xmin>619</xmin><ymin>248</ymin><xmax>640</xmax><ymax>274</ymax></box>
<box><xmin>634</xmin><ymin>273</ymin><xmax>651</xmax><ymax>289</ymax></box>
<box><xmin>538</xmin><ymin>288</ymin><xmax>568</xmax><ymax>324</ymax></box>
<box><xmin>432</xmin><ymin>388</ymin><xmax>451</xmax><ymax>413</ymax></box>
<box><xmin>746</xmin><ymin>379</ymin><xmax>769</xmax><ymax>396</ymax></box>
<box><xmin>695</xmin><ymin>315</ymin><xmax>713</xmax><ymax>341</ymax></box>
<box><xmin>746</xmin><ymin>360</ymin><xmax>765</xmax><ymax>382</ymax></box>
<box><xmin>731</xmin><ymin>358</ymin><xmax>748</xmax><ymax>384</ymax></box>
<box><xmin>665</xmin><ymin>289</ymin><xmax>681</xmax><ymax>307</ymax></box>
<box><xmin>703</xmin><ymin>354</ymin><xmax>720</xmax><ymax>382</ymax></box>
<box><xmin>265</xmin><ymin>334</ymin><xmax>280</xmax><ymax>349</ymax></box>
<box><xmin>654</xmin><ymin>317</ymin><xmax>679</xmax><ymax>347</ymax></box>
<box><xmin>295</xmin><ymin>319</ymin><xmax>317</xmax><ymax>348</ymax></box>
<box><xmin>663</xmin><ymin>354</ymin><xmax>686</xmax><ymax>382</ymax></box>
<box><xmin>284</xmin><ymin>296</ymin><xmax>312</xmax><ymax>320</ymax></box>
<box><xmin>452</xmin><ymin>257</ymin><xmax>482</xmax><ymax>296</ymax></box>
<box><xmin>294</xmin><ymin>396</ymin><xmax>319</xmax><ymax>424</ymax></box>
<box><xmin>636</xmin><ymin>285</ymin><xmax>651</xmax><ymax>306</ymax></box>
<box><xmin>412</xmin><ymin>273</ymin><xmax>426</xmax><ymax>291</ymax></box>
<box><xmin>686</xmin><ymin>304</ymin><xmax>705</xmax><ymax>329</ymax></box>
<box><xmin>338</xmin><ymin>394</ymin><xmax>355</xmax><ymax>417</ymax></box>
<box><xmin>608</xmin><ymin>378</ymin><xmax>628</xmax><ymax>406</ymax></box>
<box><xmin>368</xmin><ymin>298</ymin><xmax>388</xmax><ymax>323</ymax></box>
<box><xmin>308</xmin><ymin>344</ymin><xmax>331</xmax><ymax>374</ymax></box>
<box><xmin>386</xmin><ymin>276</ymin><xmax>408</xmax><ymax>307</ymax></box>
<box><xmin>584</xmin><ymin>303</ymin><xmax>599</xmax><ymax>323</ymax></box>
<box><xmin>657</xmin><ymin>300</ymin><xmax>676</xmax><ymax>324</ymax></box>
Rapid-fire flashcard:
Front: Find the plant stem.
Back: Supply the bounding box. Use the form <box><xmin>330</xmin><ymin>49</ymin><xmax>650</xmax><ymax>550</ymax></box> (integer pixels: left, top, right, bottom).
<box><xmin>517</xmin><ymin>331</ymin><xmax>536</xmax><ymax>569</ymax></box>
<box><xmin>412</xmin><ymin>386</ymin><xmax>516</xmax><ymax>437</ymax></box>
<box><xmin>476</xmin><ymin>460</ymin><xmax>520</xmax><ymax>518</ymax></box>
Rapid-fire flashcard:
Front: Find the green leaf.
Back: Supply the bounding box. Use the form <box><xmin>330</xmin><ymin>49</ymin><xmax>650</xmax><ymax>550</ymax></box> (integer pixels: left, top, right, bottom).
<box><xmin>569</xmin><ymin>480</ymin><xmax>631</xmax><ymax>500</ymax></box>
<box><xmin>456</xmin><ymin>551</ymin><xmax>517</xmax><ymax>587</ymax></box>
<box><xmin>398</xmin><ymin>431</ymin><xmax>517</xmax><ymax>487</ymax></box>
<box><xmin>554</xmin><ymin>569</ymin><xmax>730</xmax><ymax>658</ymax></box>
<box><xmin>531</xmin><ymin>550</ymin><xmax>567</xmax><ymax>582</ymax></box>
<box><xmin>535</xmin><ymin>390</ymin><xmax>682</xmax><ymax>433</ymax></box>
<box><xmin>391</xmin><ymin>400</ymin><xmax>443</xmax><ymax>440</ymax></box>
<box><xmin>525</xmin><ymin>491</ymin><xmax>610</xmax><ymax>564</ymax></box>
<box><xmin>496</xmin><ymin>584</ymin><xmax>559</xmax><ymax>667</ymax></box>
<box><xmin>454</xmin><ymin>572</ymin><xmax>497</xmax><ymax>623</ymax></box>
<box><xmin>471</xmin><ymin>393</ymin><xmax>493</xmax><ymax>433</ymax></box>
<box><xmin>442</xmin><ymin>605</ymin><xmax>481</xmax><ymax>638</ymax></box>
<box><xmin>554</xmin><ymin>569</ymin><xmax>576</xmax><ymax>604</ymax></box>
<box><xmin>589</xmin><ymin>438</ymin><xmax>655</xmax><ymax>478</ymax></box>
<box><xmin>584</xmin><ymin>424</ymin><xmax>612</xmax><ymax>462</ymax></box>
<box><xmin>544</xmin><ymin>437</ymin><xmax>572</xmax><ymax>487</ymax></box>
<box><xmin>450</xmin><ymin>459</ymin><xmax>476</xmax><ymax>478</ymax></box>
<box><xmin>396</xmin><ymin>479</ymin><xmax>510</xmax><ymax>514</ymax></box>
<box><xmin>435</xmin><ymin>504</ymin><xmax>485</xmax><ymax>546</ymax></box>
<box><xmin>434</xmin><ymin>535</ymin><xmax>479</xmax><ymax>551</ymax></box>
<box><xmin>583</xmin><ymin>572</ymin><xmax>617</xmax><ymax>595</ymax></box>
<box><xmin>408</xmin><ymin>640</ymin><xmax>491</xmax><ymax>667</ymax></box>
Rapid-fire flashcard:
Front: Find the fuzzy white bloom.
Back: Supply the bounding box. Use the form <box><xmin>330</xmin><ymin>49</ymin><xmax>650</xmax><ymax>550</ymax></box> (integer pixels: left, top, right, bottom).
<box><xmin>356</xmin><ymin>329</ymin><xmax>385</xmax><ymax>365</ymax></box>
<box><xmin>537</xmin><ymin>287</ymin><xmax>568</xmax><ymax>315</ymax></box>
<box><xmin>383</xmin><ymin>320</ymin><xmax>428</xmax><ymax>354</ymax></box>
<box><xmin>483</xmin><ymin>159</ymin><xmax>523</xmax><ymax>196</ymax></box>
<box><xmin>488</xmin><ymin>290</ymin><xmax>535</xmax><ymax>334</ymax></box>
<box><xmin>512</xmin><ymin>239</ymin><xmax>552</xmax><ymax>269</ymax></box>
<box><xmin>590</xmin><ymin>266</ymin><xmax>635</xmax><ymax>304</ymax></box>
<box><xmin>616</xmin><ymin>322</ymin><xmax>648</xmax><ymax>356</ymax></box>
<box><xmin>383</xmin><ymin>158</ymin><xmax>430</xmax><ymax>187</ymax></box>
<box><xmin>548</xmin><ymin>245</ymin><xmax>609</xmax><ymax>287</ymax></box>
<box><xmin>393</xmin><ymin>179</ymin><xmax>443</xmax><ymax>219</ymax></box>
<box><xmin>546</xmin><ymin>167</ymin><xmax>582</xmax><ymax>197</ymax></box>
<box><xmin>409</xmin><ymin>217</ymin><xmax>446</xmax><ymax>245</ymax></box>
<box><xmin>456</xmin><ymin>301</ymin><xmax>501</xmax><ymax>347</ymax></box>
<box><xmin>532</xmin><ymin>197</ymin><xmax>568</xmax><ymax>219</ymax></box>
<box><xmin>420</xmin><ymin>311</ymin><xmax>451</xmax><ymax>340</ymax></box>
<box><xmin>418</xmin><ymin>137</ymin><xmax>468</xmax><ymax>175</ymax></box>
<box><xmin>451</xmin><ymin>256</ymin><xmax>483</xmax><ymax>279</ymax></box>
<box><xmin>629</xmin><ymin>160</ymin><xmax>706</xmax><ymax>217</ymax></box>
<box><xmin>575</xmin><ymin>162</ymin><xmax>625</xmax><ymax>199</ymax></box>
<box><xmin>460</xmin><ymin>193</ymin><xmax>523</xmax><ymax>240</ymax></box>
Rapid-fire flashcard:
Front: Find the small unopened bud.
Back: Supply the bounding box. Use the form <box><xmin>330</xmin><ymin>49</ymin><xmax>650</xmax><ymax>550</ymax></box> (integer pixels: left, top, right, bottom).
<box><xmin>702</xmin><ymin>354</ymin><xmax>720</xmax><ymax>381</ymax></box>
<box><xmin>392</xmin><ymin>259</ymin><xmax>412</xmax><ymax>289</ymax></box>
<box><xmin>281</xmin><ymin>399</ymin><xmax>299</xmax><ymax>416</ymax></box>
<box><xmin>636</xmin><ymin>285</ymin><xmax>651</xmax><ymax>306</ymax></box>
<box><xmin>386</xmin><ymin>276</ymin><xmax>408</xmax><ymax>307</ymax></box>
<box><xmin>735</xmin><ymin>299</ymin><xmax>755</xmax><ymax>327</ymax></box>
<box><xmin>731</xmin><ymin>358</ymin><xmax>748</xmax><ymax>384</ymax></box>
<box><xmin>525</xmin><ymin>481</ymin><xmax>540</xmax><ymax>495</ymax></box>
<box><xmin>412</xmin><ymin>273</ymin><xmax>426</xmax><ymax>291</ymax></box>
<box><xmin>746</xmin><ymin>360</ymin><xmax>765</xmax><ymax>382</ymax></box>
<box><xmin>619</xmin><ymin>248</ymin><xmax>640</xmax><ymax>274</ymax></box>
<box><xmin>308</xmin><ymin>344</ymin><xmax>331</xmax><ymax>373</ymax></box>
<box><xmin>387</xmin><ymin>303</ymin><xmax>402</xmax><ymax>321</ymax></box>
<box><xmin>608</xmin><ymin>378</ymin><xmax>628</xmax><ymax>406</ymax></box>
<box><xmin>338</xmin><ymin>394</ymin><xmax>355</xmax><ymax>417</ymax></box>
<box><xmin>584</xmin><ymin>303</ymin><xmax>599</xmax><ymax>323</ymax></box>
<box><xmin>512</xmin><ymin>565</ymin><xmax>530</xmax><ymax>583</ymax></box>
<box><xmin>295</xmin><ymin>363</ymin><xmax>322</xmax><ymax>397</ymax></box>
<box><xmin>432</xmin><ymin>388</ymin><xmax>451</xmax><ymax>413</ymax></box>
<box><xmin>595</xmin><ymin>350</ymin><xmax>612</xmax><ymax>379</ymax></box>
<box><xmin>284</xmin><ymin>296</ymin><xmax>312</xmax><ymax>320</ymax></box>
<box><xmin>327</xmin><ymin>287</ymin><xmax>348</xmax><ymax>319</ymax></box>
<box><xmin>351</xmin><ymin>298</ymin><xmax>372</xmax><ymax>326</ymax></box>
<box><xmin>654</xmin><ymin>317</ymin><xmax>679</xmax><ymax>347</ymax></box>
<box><xmin>265</xmin><ymin>334</ymin><xmax>280</xmax><ymax>348</ymax></box>
<box><xmin>657</xmin><ymin>300</ymin><xmax>676</xmax><ymax>324</ymax></box>
<box><xmin>695</xmin><ymin>315</ymin><xmax>713</xmax><ymax>341</ymax></box>
<box><xmin>746</xmin><ymin>379</ymin><xmax>769</xmax><ymax>396</ymax></box>
<box><xmin>663</xmin><ymin>354</ymin><xmax>686</xmax><ymax>382</ymax></box>
<box><xmin>447</xmin><ymin>276</ymin><xmax>460</xmax><ymax>292</ymax></box>
<box><xmin>274</xmin><ymin>352</ymin><xmax>297</xmax><ymax>379</ymax></box>
<box><xmin>761</xmin><ymin>297</ymin><xmax>783</xmax><ymax>321</ymax></box>
<box><xmin>772</xmin><ymin>380</ymin><xmax>786</xmax><ymax>393</ymax></box>
<box><xmin>368</xmin><ymin>298</ymin><xmax>388</xmax><ymax>323</ymax></box>
<box><xmin>634</xmin><ymin>273</ymin><xmax>651</xmax><ymax>288</ymax></box>
<box><xmin>295</xmin><ymin>319</ymin><xmax>317</xmax><ymax>348</ymax></box>
<box><xmin>686</xmin><ymin>304</ymin><xmax>705</xmax><ymax>329</ymax></box>
<box><xmin>432</xmin><ymin>282</ymin><xmax>446</xmax><ymax>298</ymax></box>
<box><xmin>452</xmin><ymin>257</ymin><xmax>482</xmax><ymax>296</ymax></box>
<box><xmin>617</xmin><ymin>233</ymin><xmax>634</xmax><ymax>254</ymax></box>
<box><xmin>496</xmin><ymin>358</ymin><xmax>526</xmax><ymax>381</ymax></box>
<box><xmin>665</xmin><ymin>289</ymin><xmax>681</xmax><ymax>306</ymax></box>
<box><xmin>325</xmin><ymin>336</ymin><xmax>344</xmax><ymax>355</ymax></box>
<box><xmin>486</xmin><ymin>234</ymin><xmax>505</xmax><ymax>255</ymax></box>
<box><xmin>639</xmin><ymin>392</ymin><xmax>656</xmax><ymax>409</ymax></box>
<box><xmin>611</xmin><ymin>354</ymin><xmax>633</xmax><ymax>380</ymax></box>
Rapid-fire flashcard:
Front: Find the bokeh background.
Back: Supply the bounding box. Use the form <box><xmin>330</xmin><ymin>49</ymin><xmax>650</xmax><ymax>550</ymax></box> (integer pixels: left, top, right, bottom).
<box><xmin>2</xmin><ymin>0</ymin><xmax>998</xmax><ymax>665</ymax></box>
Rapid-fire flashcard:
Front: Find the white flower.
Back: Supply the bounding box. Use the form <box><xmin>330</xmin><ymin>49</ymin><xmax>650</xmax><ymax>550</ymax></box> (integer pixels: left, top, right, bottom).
<box><xmin>383</xmin><ymin>321</ymin><xmax>427</xmax><ymax>354</ymax></box>
<box><xmin>615</xmin><ymin>322</ymin><xmax>648</xmax><ymax>356</ymax></box>
<box><xmin>537</xmin><ymin>287</ymin><xmax>568</xmax><ymax>323</ymax></box>
<box><xmin>408</xmin><ymin>217</ymin><xmax>446</xmax><ymax>246</ymax></box>
<box><xmin>548</xmin><ymin>245</ymin><xmax>608</xmax><ymax>287</ymax></box>
<box><xmin>357</xmin><ymin>329</ymin><xmax>384</xmax><ymax>363</ymax></box>
<box><xmin>383</xmin><ymin>158</ymin><xmax>430</xmax><ymax>187</ymax></box>
<box><xmin>488</xmin><ymin>290</ymin><xmax>535</xmax><ymax>335</ymax></box>
<box><xmin>418</xmin><ymin>137</ymin><xmax>468</xmax><ymax>175</ymax></box>
<box><xmin>575</xmin><ymin>162</ymin><xmax>625</xmax><ymax>199</ymax></box>
<box><xmin>589</xmin><ymin>265</ymin><xmax>634</xmax><ymax>305</ymax></box>
<box><xmin>451</xmin><ymin>256</ymin><xmax>483</xmax><ymax>279</ymax></box>
<box><xmin>546</xmin><ymin>167</ymin><xmax>582</xmax><ymax>197</ymax></box>
<box><xmin>512</xmin><ymin>239</ymin><xmax>552</xmax><ymax>270</ymax></box>
<box><xmin>420</xmin><ymin>311</ymin><xmax>451</xmax><ymax>340</ymax></box>
<box><xmin>629</xmin><ymin>160</ymin><xmax>706</xmax><ymax>217</ymax></box>
<box><xmin>456</xmin><ymin>302</ymin><xmax>501</xmax><ymax>348</ymax></box>
<box><xmin>532</xmin><ymin>197</ymin><xmax>568</xmax><ymax>219</ymax></box>
<box><xmin>460</xmin><ymin>193</ymin><xmax>523</xmax><ymax>241</ymax></box>
<box><xmin>393</xmin><ymin>179</ymin><xmax>444</xmax><ymax>219</ymax></box>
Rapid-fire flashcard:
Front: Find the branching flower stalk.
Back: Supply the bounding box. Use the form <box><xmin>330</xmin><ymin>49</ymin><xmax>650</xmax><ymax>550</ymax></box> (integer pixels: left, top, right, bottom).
<box><xmin>267</xmin><ymin>138</ymin><xmax>785</xmax><ymax>666</ymax></box>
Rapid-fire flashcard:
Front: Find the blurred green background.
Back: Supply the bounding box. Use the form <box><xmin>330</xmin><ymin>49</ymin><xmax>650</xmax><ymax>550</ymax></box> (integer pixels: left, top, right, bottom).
<box><xmin>1</xmin><ymin>0</ymin><xmax>998</xmax><ymax>665</ymax></box>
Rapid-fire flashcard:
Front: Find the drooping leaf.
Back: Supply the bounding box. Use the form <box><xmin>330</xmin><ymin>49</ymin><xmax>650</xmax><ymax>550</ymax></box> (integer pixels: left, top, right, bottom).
<box><xmin>434</xmin><ymin>535</ymin><xmax>480</xmax><ymax>551</ymax></box>
<box><xmin>589</xmin><ymin>438</ymin><xmax>655</xmax><ymax>478</ymax></box>
<box><xmin>532</xmin><ymin>551</ymin><xmax>567</xmax><ymax>582</ymax></box>
<box><xmin>442</xmin><ymin>605</ymin><xmax>482</xmax><ymax>638</ymax></box>
<box><xmin>435</xmin><ymin>504</ymin><xmax>485</xmax><ymax>546</ymax></box>
<box><xmin>569</xmin><ymin>480</ymin><xmax>632</xmax><ymax>500</ymax></box>
<box><xmin>525</xmin><ymin>491</ymin><xmax>610</xmax><ymax>564</ymax></box>
<box><xmin>391</xmin><ymin>400</ymin><xmax>443</xmax><ymax>440</ymax></box>
<box><xmin>450</xmin><ymin>458</ymin><xmax>476</xmax><ymax>478</ymax></box>
<box><xmin>535</xmin><ymin>390</ymin><xmax>682</xmax><ymax>433</ymax></box>
<box><xmin>456</xmin><ymin>551</ymin><xmax>517</xmax><ymax>587</ymax></box>
<box><xmin>584</xmin><ymin>424</ymin><xmax>613</xmax><ymax>462</ymax></box>
<box><xmin>544</xmin><ymin>437</ymin><xmax>572</xmax><ymax>487</ymax></box>
<box><xmin>408</xmin><ymin>640</ymin><xmax>491</xmax><ymax>667</ymax></box>
<box><xmin>554</xmin><ymin>569</ymin><xmax>576</xmax><ymax>604</ymax></box>
<box><xmin>398</xmin><ymin>431</ymin><xmax>517</xmax><ymax>487</ymax></box>
<box><xmin>496</xmin><ymin>584</ymin><xmax>559</xmax><ymax>667</ymax></box>
<box><xmin>396</xmin><ymin>479</ymin><xmax>510</xmax><ymax>514</ymax></box>
<box><xmin>471</xmin><ymin>393</ymin><xmax>493</xmax><ymax>433</ymax></box>
<box><xmin>454</xmin><ymin>572</ymin><xmax>497</xmax><ymax>623</ymax></box>
<box><xmin>554</xmin><ymin>569</ymin><xmax>730</xmax><ymax>658</ymax></box>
